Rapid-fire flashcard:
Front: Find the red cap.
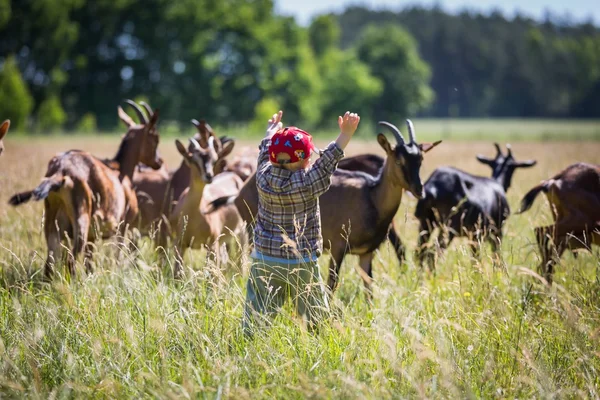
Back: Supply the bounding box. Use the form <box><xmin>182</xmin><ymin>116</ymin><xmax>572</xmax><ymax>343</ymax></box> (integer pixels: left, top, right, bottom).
<box><xmin>268</xmin><ymin>127</ymin><xmax>317</xmax><ymax>164</ymax></box>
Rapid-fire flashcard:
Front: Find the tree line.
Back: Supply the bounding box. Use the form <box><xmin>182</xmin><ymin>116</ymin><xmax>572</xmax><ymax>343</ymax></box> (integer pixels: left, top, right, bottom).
<box><xmin>0</xmin><ymin>1</ymin><xmax>598</xmax><ymax>132</ymax></box>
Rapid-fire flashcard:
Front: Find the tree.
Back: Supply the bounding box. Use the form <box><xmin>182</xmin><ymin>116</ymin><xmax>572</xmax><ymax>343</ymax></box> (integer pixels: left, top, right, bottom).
<box><xmin>356</xmin><ymin>24</ymin><xmax>433</xmax><ymax>122</ymax></box>
<box><xmin>318</xmin><ymin>50</ymin><xmax>382</xmax><ymax>128</ymax></box>
<box><xmin>37</xmin><ymin>95</ymin><xmax>67</xmax><ymax>131</ymax></box>
<box><xmin>0</xmin><ymin>56</ymin><xmax>34</xmax><ymax>129</ymax></box>
<box><xmin>309</xmin><ymin>15</ymin><xmax>340</xmax><ymax>58</ymax></box>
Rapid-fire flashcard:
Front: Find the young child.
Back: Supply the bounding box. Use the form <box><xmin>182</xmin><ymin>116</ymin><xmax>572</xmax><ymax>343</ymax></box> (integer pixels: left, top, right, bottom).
<box><xmin>243</xmin><ymin>110</ymin><xmax>360</xmax><ymax>334</ymax></box>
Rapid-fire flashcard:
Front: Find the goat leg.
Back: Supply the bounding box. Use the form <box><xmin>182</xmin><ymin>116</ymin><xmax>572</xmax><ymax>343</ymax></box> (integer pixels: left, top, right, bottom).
<box><xmin>535</xmin><ymin>225</ymin><xmax>556</xmax><ymax>285</ymax></box>
<box><xmin>415</xmin><ymin>219</ymin><xmax>434</xmax><ymax>270</ymax></box>
<box><xmin>358</xmin><ymin>253</ymin><xmax>374</xmax><ymax>305</ymax></box>
<box><xmin>387</xmin><ymin>221</ymin><xmax>405</xmax><ymax>264</ymax></box>
<box><xmin>327</xmin><ymin>247</ymin><xmax>346</xmax><ymax>295</ymax></box>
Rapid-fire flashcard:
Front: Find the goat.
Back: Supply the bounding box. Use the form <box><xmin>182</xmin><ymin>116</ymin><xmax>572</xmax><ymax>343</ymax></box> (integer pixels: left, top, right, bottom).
<box><xmin>8</xmin><ymin>105</ymin><xmax>162</xmax><ymax>278</ymax></box>
<box><xmin>415</xmin><ymin>143</ymin><xmax>536</xmax><ymax>268</ymax></box>
<box><xmin>168</xmin><ymin>137</ymin><xmax>241</xmax><ymax>277</ymax></box>
<box><xmin>0</xmin><ymin>120</ymin><xmax>10</xmax><ymax>156</ymax></box>
<box><xmin>234</xmin><ymin>153</ymin><xmax>407</xmax><ymax>265</ymax></box>
<box><xmin>132</xmin><ymin>119</ymin><xmax>233</xmax><ymax>241</ymax></box>
<box><xmin>518</xmin><ymin>162</ymin><xmax>600</xmax><ymax>284</ymax></box>
<box><xmin>233</xmin><ymin>120</ymin><xmax>441</xmax><ymax>299</ymax></box>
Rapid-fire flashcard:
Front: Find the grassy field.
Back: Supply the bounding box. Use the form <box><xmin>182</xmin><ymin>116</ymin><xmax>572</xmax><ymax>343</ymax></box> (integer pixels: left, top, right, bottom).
<box><xmin>0</xmin><ymin>127</ymin><xmax>599</xmax><ymax>398</ymax></box>
<box><xmin>8</xmin><ymin>118</ymin><xmax>600</xmax><ymax>142</ymax></box>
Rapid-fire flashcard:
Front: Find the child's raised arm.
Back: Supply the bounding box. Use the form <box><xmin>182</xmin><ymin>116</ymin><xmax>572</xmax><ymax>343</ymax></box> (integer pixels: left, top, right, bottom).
<box><xmin>334</xmin><ymin>111</ymin><xmax>360</xmax><ymax>150</ymax></box>
<box><xmin>257</xmin><ymin>110</ymin><xmax>283</xmax><ymax>170</ymax></box>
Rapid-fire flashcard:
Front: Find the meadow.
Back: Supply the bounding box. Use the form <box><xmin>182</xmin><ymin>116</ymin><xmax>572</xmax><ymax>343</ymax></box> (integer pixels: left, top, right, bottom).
<box><xmin>0</xmin><ymin>121</ymin><xmax>599</xmax><ymax>398</ymax></box>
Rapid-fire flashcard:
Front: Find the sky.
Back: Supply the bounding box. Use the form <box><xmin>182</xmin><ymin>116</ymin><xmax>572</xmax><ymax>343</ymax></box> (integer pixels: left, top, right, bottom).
<box><xmin>276</xmin><ymin>0</ymin><xmax>598</xmax><ymax>25</ymax></box>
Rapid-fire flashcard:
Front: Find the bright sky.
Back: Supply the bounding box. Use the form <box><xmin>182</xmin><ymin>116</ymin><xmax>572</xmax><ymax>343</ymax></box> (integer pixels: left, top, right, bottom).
<box><xmin>276</xmin><ymin>0</ymin><xmax>598</xmax><ymax>25</ymax></box>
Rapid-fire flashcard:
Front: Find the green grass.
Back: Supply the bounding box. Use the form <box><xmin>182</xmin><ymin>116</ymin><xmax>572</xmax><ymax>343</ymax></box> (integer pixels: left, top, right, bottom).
<box><xmin>0</xmin><ymin>137</ymin><xmax>599</xmax><ymax>398</ymax></box>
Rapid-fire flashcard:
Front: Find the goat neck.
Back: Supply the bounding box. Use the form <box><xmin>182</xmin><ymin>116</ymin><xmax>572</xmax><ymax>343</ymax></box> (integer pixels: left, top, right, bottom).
<box><xmin>184</xmin><ymin>159</ymin><xmax>210</xmax><ymax>207</ymax></box>
<box><xmin>493</xmin><ymin>167</ymin><xmax>513</xmax><ymax>192</ymax></box>
<box><xmin>371</xmin><ymin>157</ymin><xmax>405</xmax><ymax>221</ymax></box>
<box><xmin>112</xmin><ymin>131</ymin><xmax>144</xmax><ymax>181</ymax></box>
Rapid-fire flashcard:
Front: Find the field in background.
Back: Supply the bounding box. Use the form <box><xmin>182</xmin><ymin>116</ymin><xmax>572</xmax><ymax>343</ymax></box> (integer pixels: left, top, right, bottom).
<box><xmin>7</xmin><ymin>118</ymin><xmax>600</xmax><ymax>143</ymax></box>
<box><xmin>0</xmin><ymin>133</ymin><xmax>599</xmax><ymax>398</ymax></box>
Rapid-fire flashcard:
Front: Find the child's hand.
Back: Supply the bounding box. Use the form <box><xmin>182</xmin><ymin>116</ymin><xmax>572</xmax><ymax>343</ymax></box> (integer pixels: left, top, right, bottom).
<box><xmin>266</xmin><ymin>110</ymin><xmax>283</xmax><ymax>138</ymax></box>
<box><xmin>334</xmin><ymin>111</ymin><xmax>360</xmax><ymax>151</ymax></box>
<box><xmin>338</xmin><ymin>111</ymin><xmax>360</xmax><ymax>137</ymax></box>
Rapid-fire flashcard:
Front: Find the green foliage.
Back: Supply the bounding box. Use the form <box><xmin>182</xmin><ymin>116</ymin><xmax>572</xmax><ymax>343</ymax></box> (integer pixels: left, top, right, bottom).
<box><xmin>0</xmin><ymin>56</ymin><xmax>34</xmax><ymax>130</ymax></box>
<box><xmin>37</xmin><ymin>95</ymin><xmax>67</xmax><ymax>131</ymax></box>
<box><xmin>0</xmin><ymin>0</ymin><xmax>10</xmax><ymax>28</ymax></box>
<box><xmin>75</xmin><ymin>112</ymin><xmax>97</xmax><ymax>133</ymax></box>
<box><xmin>1</xmin><ymin>2</ymin><xmax>600</xmax><ymax>131</ymax></box>
<box><xmin>356</xmin><ymin>24</ymin><xmax>433</xmax><ymax>122</ymax></box>
<box><xmin>337</xmin><ymin>7</ymin><xmax>600</xmax><ymax>118</ymax></box>
<box><xmin>318</xmin><ymin>50</ymin><xmax>383</xmax><ymax>128</ymax></box>
<box><xmin>309</xmin><ymin>14</ymin><xmax>341</xmax><ymax>57</ymax></box>
<box><xmin>251</xmin><ymin>97</ymin><xmax>280</xmax><ymax>134</ymax></box>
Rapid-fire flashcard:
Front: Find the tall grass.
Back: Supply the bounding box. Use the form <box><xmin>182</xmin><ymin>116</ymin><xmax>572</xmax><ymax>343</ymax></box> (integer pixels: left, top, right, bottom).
<box><xmin>0</xmin><ymin>137</ymin><xmax>599</xmax><ymax>398</ymax></box>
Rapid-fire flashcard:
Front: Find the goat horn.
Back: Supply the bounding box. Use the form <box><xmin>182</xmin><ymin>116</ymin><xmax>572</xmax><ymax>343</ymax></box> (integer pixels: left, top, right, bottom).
<box><xmin>124</xmin><ymin>99</ymin><xmax>149</xmax><ymax>124</ymax></box>
<box><xmin>406</xmin><ymin>119</ymin><xmax>416</xmax><ymax>144</ymax></box>
<box><xmin>208</xmin><ymin>136</ymin><xmax>218</xmax><ymax>160</ymax></box>
<box><xmin>378</xmin><ymin>121</ymin><xmax>405</xmax><ymax>145</ymax></box>
<box><xmin>506</xmin><ymin>143</ymin><xmax>513</xmax><ymax>157</ymax></box>
<box><xmin>191</xmin><ymin>119</ymin><xmax>201</xmax><ymax>129</ymax></box>
<box><xmin>494</xmin><ymin>143</ymin><xmax>502</xmax><ymax>157</ymax></box>
<box><xmin>139</xmin><ymin>101</ymin><xmax>154</xmax><ymax>119</ymax></box>
<box><xmin>189</xmin><ymin>138</ymin><xmax>201</xmax><ymax>152</ymax></box>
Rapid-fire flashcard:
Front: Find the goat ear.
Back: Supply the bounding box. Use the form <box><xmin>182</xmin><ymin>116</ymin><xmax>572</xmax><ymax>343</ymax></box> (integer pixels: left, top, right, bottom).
<box><xmin>377</xmin><ymin>133</ymin><xmax>393</xmax><ymax>154</ymax></box>
<box><xmin>191</xmin><ymin>120</ymin><xmax>209</xmax><ymax>148</ymax></box>
<box><xmin>148</xmin><ymin>108</ymin><xmax>159</xmax><ymax>129</ymax></box>
<box><xmin>420</xmin><ymin>140</ymin><xmax>442</xmax><ymax>154</ymax></box>
<box><xmin>219</xmin><ymin>140</ymin><xmax>235</xmax><ymax>159</ymax></box>
<box><xmin>175</xmin><ymin>139</ymin><xmax>189</xmax><ymax>158</ymax></box>
<box><xmin>0</xmin><ymin>120</ymin><xmax>10</xmax><ymax>140</ymax></box>
<box><xmin>214</xmin><ymin>158</ymin><xmax>227</xmax><ymax>175</ymax></box>
<box><xmin>516</xmin><ymin>160</ymin><xmax>537</xmax><ymax>168</ymax></box>
<box><xmin>476</xmin><ymin>155</ymin><xmax>494</xmax><ymax>166</ymax></box>
<box><xmin>118</xmin><ymin>107</ymin><xmax>135</xmax><ymax>128</ymax></box>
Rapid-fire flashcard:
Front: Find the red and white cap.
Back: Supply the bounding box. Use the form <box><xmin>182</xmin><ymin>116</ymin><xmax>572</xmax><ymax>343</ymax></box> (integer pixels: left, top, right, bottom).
<box><xmin>268</xmin><ymin>127</ymin><xmax>320</xmax><ymax>164</ymax></box>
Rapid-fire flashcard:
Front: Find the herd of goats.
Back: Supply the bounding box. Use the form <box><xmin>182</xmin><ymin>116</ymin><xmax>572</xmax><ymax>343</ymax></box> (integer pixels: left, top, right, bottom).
<box><xmin>0</xmin><ymin>100</ymin><xmax>599</xmax><ymax>296</ymax></box>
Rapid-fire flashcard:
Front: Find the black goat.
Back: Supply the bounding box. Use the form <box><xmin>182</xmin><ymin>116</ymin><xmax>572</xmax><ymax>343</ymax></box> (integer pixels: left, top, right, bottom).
<box><xmin>415</xmin><ymin>144</ymin><xmax>536</xmax><ymax>268</ymax></box>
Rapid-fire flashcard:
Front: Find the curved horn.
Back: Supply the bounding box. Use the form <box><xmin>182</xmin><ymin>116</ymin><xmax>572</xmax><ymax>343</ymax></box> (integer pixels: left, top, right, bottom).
<box><xmin>378</xmin><ymin>121</ymin><xmax>405</xmax><ymax>145</ymax></box>
<box><xmin>494</xmin><ymin>143</ymin><xmax>502</xmax><ymax>157</ymax></box>
<box><xmin>406</xmin><ymin>119</ymin><xmax>416</xmax><ymax>144</ymax></box>
<box><xmin>139</xmin><ymin>101</ymin><xmax>154</xmax><ymax>119</ymax></box>
<box><xmin>124</xmin><ymin>99</ymin><xmax>149</xmax><ymax>124</ymax></box>
<box><xmin>207</xmin><ymin>136</ymin><xmax>218</xmax><ymax>160</ymax></box>
<box><xmin>506</xmin><ymin>143</ymin><xmax>513</xmax><ymax>158</ymax></box>
<box><xmin>191</xmin><ymin>119</ymin><xmax>201</xmax><ymax>129</ymax></box>
<box><xmin>189</xmin><ymin>138</ymin><xmax>201</xmax><ymax>152</ymax></box>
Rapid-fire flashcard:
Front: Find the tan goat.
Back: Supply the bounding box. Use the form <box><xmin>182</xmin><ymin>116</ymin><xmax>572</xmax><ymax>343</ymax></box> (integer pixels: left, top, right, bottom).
<box><xmin>0</xmin><ymin>120</ymin><xmax>10</xmax><ymax>156</ymax></box>
<box><xmin>169</xmin><ymin>137</ymin><xmax>243</xmax><ymax>277</ymax></box>
<box><xmin>132</xmin><ymin>119</ymin><xmax>232</xmax><ymax>247</ymax></box>
<box><xmin>9</xmin><ymin>106</ymin><xmax>162</xmax><ymax>278</ymax></box>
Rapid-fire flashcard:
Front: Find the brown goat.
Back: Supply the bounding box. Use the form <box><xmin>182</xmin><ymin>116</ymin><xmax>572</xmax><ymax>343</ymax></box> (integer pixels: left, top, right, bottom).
<box><xmin>8</xmin><ymin>106</ymin><xmax>162</xmax><ymax>278</ymax></box>
<box><xmin>518</xmin><ymin>162</ymin><xmax>600</xmax><ymax>284</ymax></box>
<box><xmin>169</xmin><ymin>137</ymin><xmax>242</xmax><ymax>277</ymax></box>
<box><xmin>234</xmin><ymin>120</ymin><xmax>441</xmax><ymax>299</ymax></box>
<box><xmin>234</xmin><ymin>153</ymin><xmax>406</xmax><ymax>262</ymax></box>
<box><xmin>0</xmin><ymin>120</ymin><xmax>10</xmax><ymax>156</ymax></box>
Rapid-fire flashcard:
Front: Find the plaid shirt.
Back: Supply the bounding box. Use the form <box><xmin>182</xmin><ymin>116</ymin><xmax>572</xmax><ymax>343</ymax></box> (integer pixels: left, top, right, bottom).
<box><xmin>254</xmin><ymin>137</ymin><xmax>344</xmax><ymax>261</ymax></box>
